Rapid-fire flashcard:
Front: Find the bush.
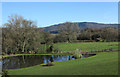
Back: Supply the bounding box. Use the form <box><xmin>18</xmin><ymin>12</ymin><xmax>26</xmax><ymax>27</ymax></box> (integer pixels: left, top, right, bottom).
<box><xmin>2</xmin><ymin>70</ymin><xmax>9</xmax><ymax>77</ymax></box>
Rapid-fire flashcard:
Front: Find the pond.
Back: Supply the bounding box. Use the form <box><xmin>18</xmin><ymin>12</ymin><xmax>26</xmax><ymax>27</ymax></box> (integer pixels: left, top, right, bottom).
<box><xmin>1</xmin><ymin>54</ymin><xmax>96</xmax><ymax>69</ymax></box>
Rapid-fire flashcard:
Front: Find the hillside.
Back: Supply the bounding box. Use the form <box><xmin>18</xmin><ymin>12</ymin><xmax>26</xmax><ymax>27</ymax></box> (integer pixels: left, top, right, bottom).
<box><xmin>42</xmin><ymin>22</ymin><xmax>118</xmax><ymax>33</ymax></box>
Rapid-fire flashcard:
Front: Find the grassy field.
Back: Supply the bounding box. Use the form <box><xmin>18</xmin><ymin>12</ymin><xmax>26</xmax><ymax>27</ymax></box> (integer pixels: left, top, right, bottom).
<box><xmin>36</xmin><ymin>42</ymin><xmax>118</xmax><ymax>54</ymax></box>
<box><xmin>3</xmin><ymin>42</ymin><xmax>118</xmax><ymax>58</ymax></box>
<box><xmin>2</xmin><ymin>53</ymin><xmax>72</xmax><ymax>58</ymax></box>
<box><xmin>5</xmin><ymin>42</ymin><xmax>118</xmax><ymax>75</ymax></box>
<box><xmin>54</xmin><ymin>42</ymin><xmax>118</xmax><ymax>52</ymax></box>
<box><xmin>7</xmin><ymin>51</ymin><xmax>118</xmax><ymax>75</ymax></box>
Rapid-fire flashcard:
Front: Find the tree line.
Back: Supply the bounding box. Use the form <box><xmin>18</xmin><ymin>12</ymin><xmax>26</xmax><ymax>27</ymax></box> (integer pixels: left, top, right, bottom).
<box><xmin>2</xmin><ymin>15</ymin><xmax>119</xmax><ymax>55</ymax></box>
<box><xmin>54</xmin><ymin>22</ymin><xmax>118</xmax><ymax>43</ymax></box>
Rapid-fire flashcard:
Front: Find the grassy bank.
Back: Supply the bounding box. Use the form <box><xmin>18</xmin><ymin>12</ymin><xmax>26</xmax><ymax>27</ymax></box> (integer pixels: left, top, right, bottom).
<box><xmin>2</xmin><ymin>53</ymin><xmax>73</xmax><ymax>58</ymax></box>
<box><xmin>54</xmin><ymin>42</ymin><xmax>118</xmax><ymax>52</ymax></box>
<box><xmin>4</xmin><ymin>42</ymin><xmax>118</xmax><ymax>58</ymax></box>
<box><xmin>7</xmin><ymin>51</ymin><xmax>118</xmax><ymax>75</ymax></box>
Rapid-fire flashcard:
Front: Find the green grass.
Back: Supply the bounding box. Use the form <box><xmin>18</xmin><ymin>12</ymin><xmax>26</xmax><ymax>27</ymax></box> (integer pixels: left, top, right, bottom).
<box><xmin>5</xmin><ymin>42</ymin><xmax>119</xmax><ymax>75</ymax></box>
<box><xmin>3</xmin><ymin>42</ymin><xmax>118</xmax><ymax>58</ymax></box>
<box><xmin>2</xmin><ymin>53</ymin><xmax>72</xmax><ymax>58</ymax></box>
<box><xmin>7</xmin><ymin>51</ymin><xmax>118</xmax><ymax>75</ymax></box>
<box><xmin>54</xmin><ymin>42</ymin><xmax>118</xmax><ymax>52</ymax></box>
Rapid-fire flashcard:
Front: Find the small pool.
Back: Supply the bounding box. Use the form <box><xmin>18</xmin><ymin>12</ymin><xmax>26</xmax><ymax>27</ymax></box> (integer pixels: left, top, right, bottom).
<box><xmin>1</xmin><ymin>54</ymin><xmax>96</xmax><ymax>69</ymax></box>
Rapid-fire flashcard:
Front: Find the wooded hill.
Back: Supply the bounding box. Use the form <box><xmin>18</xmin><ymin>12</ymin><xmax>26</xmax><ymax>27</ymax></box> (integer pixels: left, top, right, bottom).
<box><xmin>42</xmin><ymin>22</ymin><xmax>118</xmax><ymax>33</ymax></box>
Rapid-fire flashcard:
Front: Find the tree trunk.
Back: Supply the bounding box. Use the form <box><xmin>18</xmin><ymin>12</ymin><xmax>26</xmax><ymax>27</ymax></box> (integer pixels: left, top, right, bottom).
<box><xmin>22</xmin><ymin>55</ymin><xmax>25</xmax><ymax>63</ymax></box>
<box><xmin>5</xmin><ymin>48</ymin><xmax>8</xmax><ymax>54</ymax></box>
<box><xmin>22</xmin><ymin>41</ymin><xmax>26</xmax><ymax>53</ymax></box>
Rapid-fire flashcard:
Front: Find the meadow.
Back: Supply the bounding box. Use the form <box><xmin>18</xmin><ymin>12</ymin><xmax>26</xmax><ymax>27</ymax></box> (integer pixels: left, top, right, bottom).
<box><xmin>8</xmin><ymin>51</ymin><xmax>118</xmax><ymax>75</ymax></box>
<box><xmin>53</xmin><ymin>42</ymin><xmax>118</xmax><ymax>52</ymax></box>
<box><xmin>5</xmin><ymin>42</ymin><xmax>119</xmax><ymax>75</ymax></box>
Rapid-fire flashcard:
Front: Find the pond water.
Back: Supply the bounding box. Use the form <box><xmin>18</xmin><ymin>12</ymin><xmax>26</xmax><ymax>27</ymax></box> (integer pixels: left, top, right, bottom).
<box><xmin>1</xmin><ymin>54</ymin><xmax>96</xmax><ymax>69</ymax></box>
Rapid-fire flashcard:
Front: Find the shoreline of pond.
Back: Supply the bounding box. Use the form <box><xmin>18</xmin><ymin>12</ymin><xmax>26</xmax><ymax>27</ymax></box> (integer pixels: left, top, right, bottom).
<box><xmin>1</xmin><ymin>48</ymin><xmax>119</xmax><ymax>59</ymax></box>
<box><xmin>2</xmin><ymin>51</ymin><xmax>118</xmax><ymax>69</ymax></box>
<box><xmin>1</xmin><ymin>53</ymin><xmax>73</xmax><ymax>59</ymax></box>
<box><xmin>2</xmin><ymin>53</ymin><xmax>97</xmax><ymax>69</ymax></box>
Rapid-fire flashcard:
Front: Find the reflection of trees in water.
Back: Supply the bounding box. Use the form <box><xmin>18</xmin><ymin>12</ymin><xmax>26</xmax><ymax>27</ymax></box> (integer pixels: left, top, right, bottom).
<box><xmin>45</xmin><ymin>55</ymin><xmax>52</xmax><ymax>63</ymax></box>
<box><xmin>2</xmin><ymin>55</ymin><xmax>45</xmax><ymax>69</ymax></box>
<box><xmin>52</xmin><ymin>55</ymin><xmax>69</xmax><ymax>61</ymax></box>
<box><xmin>3</xmin><ymin>57</ymin><xmax>21</xmax><ymax>69</ymax></box>
<box><xmin>69</xmin><ymin>56</ymin><xmax>71</xmax><ymax>60</ymax></box>
<box><xmin>50</xmin><ymin>57</ymin><xmax>53</xmax><ymax>62</ymax></box>
<box><xmin>45</xmin><ymin>55</ymin><xmax>65</xmax><ymax>63</ymax></box>
<box><xmin>22</xmin><ymin>55</ymin><xmax>25</xmax><ymax>63</ymax></box>
<box><xmin>2</xmin><ymin>55</ymin><xmax>76</xmax><ymax>69</ymax></box>
<box><xmin>22</xmin><ymin>55</ymin><xmax>45</xmax><ymax>66</ymax></box>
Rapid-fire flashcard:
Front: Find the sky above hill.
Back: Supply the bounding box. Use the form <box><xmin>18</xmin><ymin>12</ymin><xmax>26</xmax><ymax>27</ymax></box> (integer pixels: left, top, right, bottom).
<box><xmin>2</xmin><ymin>2</ymin><xmax>118</xmax><ymax>27</ymax></box>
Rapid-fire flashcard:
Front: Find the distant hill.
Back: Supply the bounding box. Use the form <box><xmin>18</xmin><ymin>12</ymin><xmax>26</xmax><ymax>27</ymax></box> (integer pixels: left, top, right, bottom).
<box><xmin>42</xmin><ymin>22</ymin><xmax>118</xmax><ymax>33</ymax></box>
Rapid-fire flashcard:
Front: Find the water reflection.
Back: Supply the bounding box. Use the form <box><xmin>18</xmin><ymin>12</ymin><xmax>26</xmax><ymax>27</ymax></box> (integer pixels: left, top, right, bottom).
<box><xmin>2</xmin><ymin>55</ymin><xmax>75</xmax><ymax>69</ymax></box>
<box><xmin>1</xmin><ymin>54</ymin><xmax>96</xmax><ymax>69</ymax></box>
